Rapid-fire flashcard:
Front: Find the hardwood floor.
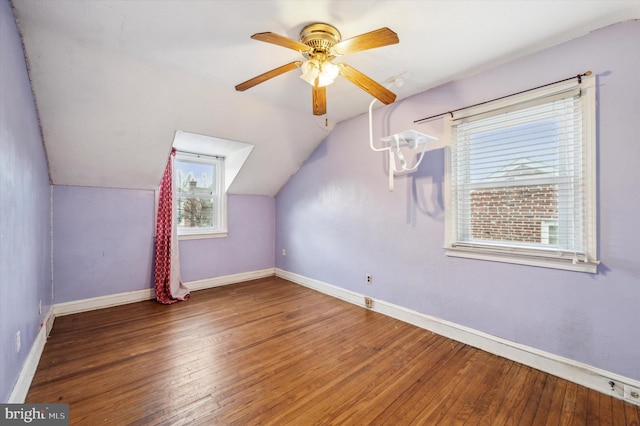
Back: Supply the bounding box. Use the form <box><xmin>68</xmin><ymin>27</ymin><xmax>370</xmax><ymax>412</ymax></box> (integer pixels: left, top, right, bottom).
<box><xmin>27</xmin><ymin>277</ymin><xmax>639</xmax><ymax>425</ymax></box>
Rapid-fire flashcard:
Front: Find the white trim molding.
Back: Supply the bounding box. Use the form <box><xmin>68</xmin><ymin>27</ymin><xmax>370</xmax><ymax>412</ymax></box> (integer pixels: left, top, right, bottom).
<box><xmin>54</xmin><ymin>268</ymin><xmax>276</xmax><ymax>317</ymax></box>
<box><xmin>8</xmin><ymin>307</ymin><xmax>54</xmax><ymax>403</ymax></box>
<box><xmin>275</xmin><ymin>268</ymin><xmax>640</xmax><ymax>406</ymax></box>
<box><xmin>54</xmin><ymin>288</ymin><xmax>155</xmax><ymax>317</ymax></box>
<box><xmin>184</xmin><ymin>268</ymin><xmax>275</xmax><ymax>291</ymax></box>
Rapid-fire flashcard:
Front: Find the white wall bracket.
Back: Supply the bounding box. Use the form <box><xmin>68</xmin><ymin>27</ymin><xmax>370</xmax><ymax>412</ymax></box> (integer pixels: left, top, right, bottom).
<box><xmin>367</xmin><ymin>91</ymin><xmax>437</xmax><ymax>191</ymax></box>
<box><xmin>376</xmin><ymin>129</ymin><xmax>437</xmax><ymax>191</ymax></box>
<box><xmin>381</xmin><ymin>129</ymin><xmax>437</xmax><ymax>149</ymax></box>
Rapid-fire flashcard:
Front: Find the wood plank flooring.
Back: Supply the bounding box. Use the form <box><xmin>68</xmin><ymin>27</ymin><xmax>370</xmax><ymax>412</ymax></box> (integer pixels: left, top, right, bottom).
<box><xmin>27</xmin><ymin>277</ymin><xmax>639</xmax><ymax>425</ymax></box>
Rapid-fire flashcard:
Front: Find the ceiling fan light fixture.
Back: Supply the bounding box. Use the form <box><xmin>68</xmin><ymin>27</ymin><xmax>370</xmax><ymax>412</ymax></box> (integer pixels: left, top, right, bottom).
<box><xmin>300</xmin><ymin>59</ymin><xmax>320</xmax><ymax>85</ymax></box>
<box><xmin>300</xmin><ymin>59</ymin><xmax>340</xmax><ymax>87</ymax></box>
<box><xmin>317</xmin><ymin>61</ymin><xmax>340</xmax><ymax>87</ymax></box>
<box><xmin>237</xmin><ymin>23</ymin><xmax>399</xmax><ymax>115</ymax></box>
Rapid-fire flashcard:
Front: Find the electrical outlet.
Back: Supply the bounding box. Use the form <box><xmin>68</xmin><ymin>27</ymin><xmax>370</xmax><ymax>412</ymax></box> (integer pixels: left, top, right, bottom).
<box><xmin>366</xmin><ymin>274</ymin><xmax>372</xmax><ymax>284</ymax></box>
<box><xmin>39</xmin><ymin>299</ymin><xmax>42</xmax><ymax>315</ymax></box>
<box><xmin>16</xmin><ymin>331</ymin><xmax>21</xmax><ymax>353</ymax></box>
<box><xmin>624</xmin><ymin>384</ymin><xmax>640</xmax><ymax>404</ymax></box>
<box><xmin>364</xmin><ymin>297</ymin><xmax>374</xmax><ymax>309</ymax></box>
<box><xmin>282</xmin><ymin>248</ymin><xmax>286</xmax><ymax>256</ymax></box>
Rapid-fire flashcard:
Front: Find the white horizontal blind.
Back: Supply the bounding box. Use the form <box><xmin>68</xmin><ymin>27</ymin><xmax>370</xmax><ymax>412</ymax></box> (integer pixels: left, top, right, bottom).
<box><xmin>449</xmin><ymin>87</ymin><xmax>590</xmax><ymax>260</ymax></box>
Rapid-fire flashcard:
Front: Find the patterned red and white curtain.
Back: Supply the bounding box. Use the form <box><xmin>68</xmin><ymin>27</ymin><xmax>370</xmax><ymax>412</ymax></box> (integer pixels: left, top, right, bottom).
<box><xmin>154</xmin><ymin>149</ymin><xmax>190</xmax><ymax>304</ymax></box>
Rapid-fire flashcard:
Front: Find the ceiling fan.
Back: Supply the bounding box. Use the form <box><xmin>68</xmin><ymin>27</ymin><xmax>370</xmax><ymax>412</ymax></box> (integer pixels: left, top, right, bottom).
<box><xmin>235</xmin><ymin>23</ymin><xmax>399</xmax><ymax>116</ymax></box>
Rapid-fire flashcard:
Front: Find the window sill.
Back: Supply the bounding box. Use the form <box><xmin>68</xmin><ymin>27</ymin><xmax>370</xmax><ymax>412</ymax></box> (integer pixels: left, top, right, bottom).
<box><xmin>178</xmin><ymin>232</ymin><xmax>228</xmax><ymax>241</ymax></box>
<box><xmin>445</xmin><ymin>246</ymin><xmax>598</xmax><ymax>274</ymax></box>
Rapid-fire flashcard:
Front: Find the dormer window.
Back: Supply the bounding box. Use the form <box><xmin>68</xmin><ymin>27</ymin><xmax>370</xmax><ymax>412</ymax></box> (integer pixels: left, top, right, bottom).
<box><xmin>175</xmin><ymin>152</ymin><xmax>226</xmax><ymax>238</ymax></box>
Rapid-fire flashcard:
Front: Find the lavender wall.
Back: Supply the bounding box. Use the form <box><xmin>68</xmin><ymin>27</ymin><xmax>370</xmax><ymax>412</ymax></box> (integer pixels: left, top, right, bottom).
<box><xmin>52</xmin><ymin>185</ymin><xmax>156</xmax><ymax>303</ymax></box>
<box><xmin>180</xmin><ymin>195</ymin><xmax>275</xmax><ymax>282</ymax></box>
<box><xmin>52</xmin><ymin>189</ymin><xmax>275</xmax><ymax>302</ymax></box>
<box><xmin>0</xmin><ymin>0</ymin><xmax>52</xmax><ymax>402</ymax></box>
<box><xmin>276</xmin><ymin>21</ymin><xmax>640</xmax><ymax>380</ymax></box>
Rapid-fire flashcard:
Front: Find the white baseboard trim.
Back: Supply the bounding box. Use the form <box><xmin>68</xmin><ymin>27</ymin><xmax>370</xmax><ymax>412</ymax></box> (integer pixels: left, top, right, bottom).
<box><xmin>275</xmin><ymin>268</ymin><xmax>640</xmax><ymax>406</ymax></box>
<box><xmin>54</xmin><ymin>288</ymin><xmax>155</xmax><ymax>317</ymax></box>
<box><xmin>53</xmin><ymin>268</ymin><xmax>276</xmax><ymax>317</ymax></box>
<box><xmin>8</xmin><ymin>307</ymin><xmax>54</xmax><ymax>403</ymax></box>
<box><xmin>185</xmin><ymin>268</ymin><xmax>275</xmax><ymax>291</ymax></box>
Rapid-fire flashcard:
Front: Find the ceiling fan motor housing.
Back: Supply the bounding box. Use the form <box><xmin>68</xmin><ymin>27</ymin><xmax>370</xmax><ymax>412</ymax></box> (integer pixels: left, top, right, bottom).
<box><xmin>300</xmin><ymin>23</ymin><xmax>341</xmax><ymax>60</ymax></box>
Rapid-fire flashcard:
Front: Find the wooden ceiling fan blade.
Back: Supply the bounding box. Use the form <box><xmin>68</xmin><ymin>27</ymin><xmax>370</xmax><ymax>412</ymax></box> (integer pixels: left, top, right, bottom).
<box><xmin>332</xmin><ymin>28</ymin><xmax>399</xmax><ymax>55</ymax></box>
<box><xmin>312</xmin><ymin>85</ymin><xmax>326</xmax><ymax>116</ymax></box>
<box><xmin>251</xmin><ymin>32</ymin><xmax>311</xmax><ymax>53</ymax></box>
<box><xmin>338</xmin><ymin>63</ymin><xmax>396</xmax><ymax>105</ymax></box>
<box><xmin>235</xmin><ymin>61</ymin><xmax>302</xmax><ymax>92</ymax></box>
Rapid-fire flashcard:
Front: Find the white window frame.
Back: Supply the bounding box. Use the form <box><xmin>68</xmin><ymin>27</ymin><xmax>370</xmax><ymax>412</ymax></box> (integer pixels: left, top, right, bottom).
<box><xmin>443</xmin><ymin>76</ymin><xmax>598</xmax><ymax>273</ymax></box>
<box><xmin>175</xmin><ymin>151</ymin><xmax>227</xmax><ymax>240</ymax></box>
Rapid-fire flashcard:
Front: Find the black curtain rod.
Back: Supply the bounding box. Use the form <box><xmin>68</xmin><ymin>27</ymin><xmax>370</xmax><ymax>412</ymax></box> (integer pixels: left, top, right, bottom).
<box><xmin>413</xmin><ymin>71</ymin><xmax>592</xmax><ymax>124</ymax></box>
<box><xmin>173</xmin><ymin>148</ymin><xmax>223</xmax><ymax>159</ymax></box>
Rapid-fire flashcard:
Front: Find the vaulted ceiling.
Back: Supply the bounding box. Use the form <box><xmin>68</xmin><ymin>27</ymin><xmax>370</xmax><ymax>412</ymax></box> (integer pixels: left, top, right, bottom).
<box><xmin>11</xmin><ymin>1</ymin><xmax>640</xmax><ymax>196</ymax></box>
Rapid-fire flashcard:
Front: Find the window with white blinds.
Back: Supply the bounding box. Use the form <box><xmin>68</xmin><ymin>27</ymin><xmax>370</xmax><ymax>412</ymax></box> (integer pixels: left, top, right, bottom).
<box><xmin>444</xmin><ymin>75</ymin><xmax>598</xmax><ymax>273</ymax></box>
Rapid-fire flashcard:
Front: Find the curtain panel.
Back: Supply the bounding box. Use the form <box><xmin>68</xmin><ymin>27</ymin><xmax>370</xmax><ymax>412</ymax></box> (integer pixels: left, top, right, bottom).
<box><xmin>154</xmin><ymin>149</ymin><xmax>190</xmax><ymax>304</ymax></box>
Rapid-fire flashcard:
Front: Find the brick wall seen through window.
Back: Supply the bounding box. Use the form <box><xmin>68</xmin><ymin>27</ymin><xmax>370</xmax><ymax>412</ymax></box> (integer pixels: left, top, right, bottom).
<box><xmin>470</xmin><ymin>184</ymin><xmax>558</xmax><ymax>244</ymax></box>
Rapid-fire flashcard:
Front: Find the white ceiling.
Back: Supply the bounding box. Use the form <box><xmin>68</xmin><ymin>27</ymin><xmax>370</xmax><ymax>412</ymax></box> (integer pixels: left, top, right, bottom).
<box><xmin>11</xmin><ymin>1</ymin><xmax>640</xmax><ymax>196</ymax></box>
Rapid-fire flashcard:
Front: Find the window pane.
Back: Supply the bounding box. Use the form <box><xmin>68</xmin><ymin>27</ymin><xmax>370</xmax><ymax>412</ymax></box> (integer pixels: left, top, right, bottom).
<box><xmin>470</xmin><ymin>184</ymin><xmax>558</xmax><ymax>244</ymax></box>
<box><xmin>450</xmin><ymin>94</ymin><xmax>584</xmax><ymax>252</ymax></box>
<box><xmin>177</xmin><ymin>196</ymin><xmax>216</xmax><ymax>228</ymax></box>
<box><xmin>174</xmin><ymin>153</ymin><xmax>224</xmax><ymax>234</ymax></box>
<box><xmin>175</xmin><ymin>160</ymin><xmax>216</xmax><ymax>195</ymax></box>
<box><xmin>548</xmin><ymin>225</ymin><xmax>559</xmax><ymax>245</ymax></box>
